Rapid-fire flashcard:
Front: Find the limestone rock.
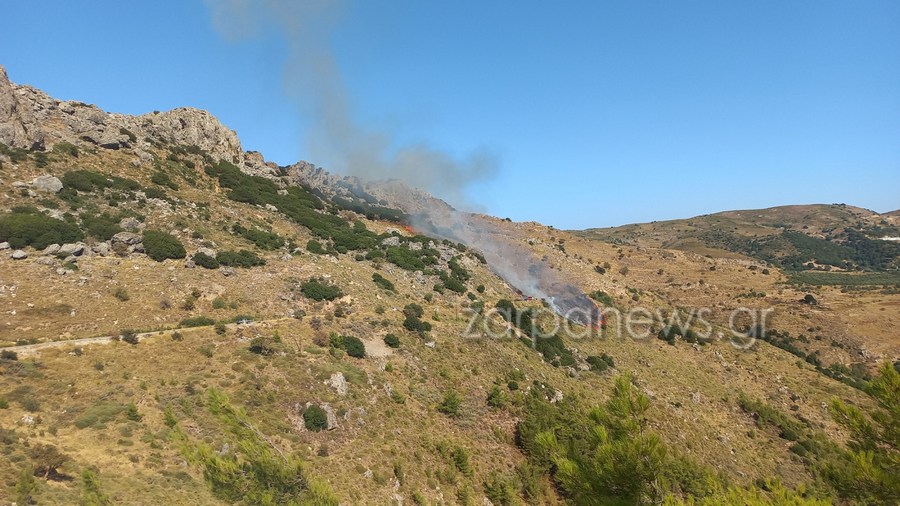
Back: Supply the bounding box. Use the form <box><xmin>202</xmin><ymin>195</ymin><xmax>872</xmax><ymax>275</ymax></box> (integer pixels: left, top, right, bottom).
<box><xmin>323</xmin><ymin>403</ymin><xmax>338</xmax><ymax>430</ymax></box>
<box><xmin>59</xmin><ymin>242</ymin><xmax>85</xmax><ymax>256</ymax></box>
<box><xmin>10</xmin><ymin>250</ymin><xmax>27</xmax><ymax>260</ymax></box>
<box><xmin>34</xmin><ymin>256</ymin><xmax>56</xmax><ymax>266</ymax></box>
<box><xmin>31</xmin><ymin>175</ymin><xmax>63</xmax><ymax>193</ymax></box>
<box><xmin>92</xmin><ymin>242</ymin><xmax>110</xmax><ymax>256</ymax></box>
<box><xmin>118</xmin><ymin>217</ymin><xmax>143</xmax><ymax>232</ymax></box>
<box><xmin>327</xmin><ymin>372</ymin><xmax>348</xmax><ymax>396</ymax></box>
<box><xmin>0</xmin><ymin>242</ymin><xmax>9</xmax><ymax>250</ymax></box>
<box><xmin>42</xmin><ymin>243</ymin><xmax>60</xmax><ymax>255</ymax></box>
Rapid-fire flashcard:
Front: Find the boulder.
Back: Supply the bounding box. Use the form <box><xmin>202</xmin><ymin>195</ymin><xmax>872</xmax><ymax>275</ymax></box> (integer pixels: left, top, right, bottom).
<box><xmin>184</xmin><ymin>259</ymin><xmax>196</xmax><ymax>269</ymax></box>
<box><xmin>92</xmin><ymin>242</ymin><xmax>110</xmax><ymax>256</ymax></box>
<box><xmin>34</xmin><ymin>256</ymin><xmax>56</xmax><ymax>266</ymax></box>
<box><xmin>42</xmin><ymin>243</ymin><xmax>60</xmax><ymax>255</ymax></box>
<box><xmin>59</xmin><ymin>242</ymin><xmax>85</xmax><ymax>256</ymax></box>
<box><xmin>118</xmin><ymin>217</ymin><xmax>143</xmax><ymax>231</ymax></box>
<box><xmin>323</xmin><ymin>403</ymin><xmax>338</xmax><ymax>430</ymax></box>
<box><xmin>111</xmin><ymin>231</ymin><xmax>142</xmax><ymax>245</ymax></box>
<box><xmin>327</xmin><ymin>372</ymin><xmax>348</xmax><ymax>396</ymax></box>
<box><xmin>10</xmin><ymin>250</ymin><xmax>27</xmax><ymax>260</ymax></box>
<box><xmin>0</xmin><ymin>242</ymin><xmax>9</xmax><ymax>251</ymax></box>
<box><xmin>31</xmin><ymin>175</ymin><xmax>63</xmax><ymax>193</ymax></box>
<box><xmin>221</xmin><ymin>267</ymin><xmax>236</xmax><ymax>277</ymax></box>
<box><xmin>196</xmin><ymin>247</ymin><xmax>217</xmax><ymax>258</ymax></box>
<box><xmin>381</xmin><ymin>236</ymin><xmax>401</xmax><ymax>247</ymax></box>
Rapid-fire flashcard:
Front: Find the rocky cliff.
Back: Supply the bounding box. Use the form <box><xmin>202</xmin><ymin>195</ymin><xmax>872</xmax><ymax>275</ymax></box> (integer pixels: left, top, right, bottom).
<box><xmin>0</xmin><ymin>64</ymin><xmax>242</xmax><ymax>163</ymax></box>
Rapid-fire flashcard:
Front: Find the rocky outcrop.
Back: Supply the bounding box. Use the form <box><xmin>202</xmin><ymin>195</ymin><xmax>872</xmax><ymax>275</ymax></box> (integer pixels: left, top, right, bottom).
<box><xmin>0</xmin><ymin>66</ymin><xmax>43</xmax><ymax>150</ymax></box>
<box><xmin>30</xmin><ymin>175</ymin><xmax>63</xmax><ymax>193</ymax></box>
<box><xmin>0</xmin><ymin>64</ymin><xmax>243</xmax><ymax>163</ymax></box>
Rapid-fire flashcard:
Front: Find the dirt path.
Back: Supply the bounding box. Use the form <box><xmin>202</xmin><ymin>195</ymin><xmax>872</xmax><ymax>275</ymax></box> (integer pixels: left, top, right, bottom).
<box><xmin>4</xmin><ymin>319</ymin><xmax>280</xmax><ymax>356</ymax></box>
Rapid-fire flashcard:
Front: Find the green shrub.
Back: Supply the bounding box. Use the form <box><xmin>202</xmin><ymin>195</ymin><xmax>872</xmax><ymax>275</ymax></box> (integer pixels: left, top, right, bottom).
<box><xmin>383</xmin><ymin>334</ymin><xmax>400</xmax><ymax>348</ymax></box>
<box><xmin>487</xmin><ymin>385</ymin><xmax>507</xmax><ymax>408</ymax></box>
<box><xmin>180</xmin><ymin>316</ymin><xmax>215</xmax><ymax>328</ymax></box>
<box><xmin>52</xmin><ymin>141</ymin><xmax>79</xmax><ymax>157</ymax></box>
<box><xmin>589</xmin><ymin>290</ymin><xmax>614</xmax><ymax>307</ymax></box>
<box><xmin>61</xmin><ymin>169</ymin><xmax>140</xmax><ymax>193</ymax></box>
<box><xmin>178</xmin><ymin>390</ymin><xmax>338</xmax><ymax>504</ymax></box>
<box><xmin>372</xmin><ymin>273</ymin><xmax>396</xmax><ymax>292</ymax></box>
<box><xmin>300</xmin><ymin>278</ymin><xmax>343</xmax><ymax>301</ymax></box>
<box><xmin>232</xmin><ymin>223</ymin><xmax>284</xmax><ymax>250</ymax></box>
<box><xmin>306</xmin><ymin>239</ymin><xmax>326</xmax><ymax>254</ymax></box>
<box><xmin>81</xmin><ymin>212</ymin><xmax>122</xmax><ymax>241</ymax></box>
<box><xmin>438</xmin><ymin>390</ymin><xmax>463</xmax><ymax>418</ymax></box>
<box><xmin>403</xmin><ymin>303</ymin><xmax>424</xmax><ymax>319</ymax></box>
<box><xmin>216</xmin><ymin>249</ymin><xmax>265</xmax><ymax>268</ymax></box>
<box><xmin>142</xmin><ymin>230</ymin><xmax>186</xmax><ymax>261</ymax></box>
<box><xmin>125</xmin><ymin>402</ymin><xmax>143</xmax><ymax>422</ymax></box>
<box><xmin>303</xmin><ymin>405</ymin><xmax>328</xmax><ymax>431</ymax></box>
<box><xmin>192</xmin><ymin>252</ymin><xmax>219</xmax><ymax>269</ymax></box>
<box><xmin>0</xmin><ymin>209</ymin><xmax>84</xmax><ymax>249</ymax></box>
<box><xmin>151</xmin><ymin>171</ymin><xmax>178</xmax><ymax>190</ymax></box>
<box><xmin>248</xmin><ymin>336</ymin><xmax>278</xmax><ymax>355</ymax></box>
<box><xmin>586</xmin><ymin>353</ymin><xmax>615</xmax><ymax>372</ymax></box>
<box><xmin>0</xmin><ymin>349</ymin><xmax>18</xmax><ymax>361</ymax></box>
<box><xmin>113</xmin><ymin>287</ymin><xmax>130</xmax><ymax>301</ymax></box>
<box><xmin>342</xmin><ymin>335</ymin><xmax>366</xmax><ymax>358</ymax></box>
<box><xmin>120</xmin><ymin>330</ymin><xmax>139</xmax><ymax>345</ymax></box>
<box><xmin>74</xmin><ymin>402</ymin><xmax>125</xmax><ymax>429</ymax></box>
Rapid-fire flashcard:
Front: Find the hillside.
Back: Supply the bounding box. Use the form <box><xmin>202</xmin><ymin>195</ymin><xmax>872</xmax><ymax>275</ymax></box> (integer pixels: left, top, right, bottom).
<box><xmin>576</xmin><ymin>204</ymin><xmax>900</xmax><ymax>273</ymax></box>
<box><xmin>1</xmin><ymin>66</ymin><xmax>899</xmax><ymax>505</ymax></box>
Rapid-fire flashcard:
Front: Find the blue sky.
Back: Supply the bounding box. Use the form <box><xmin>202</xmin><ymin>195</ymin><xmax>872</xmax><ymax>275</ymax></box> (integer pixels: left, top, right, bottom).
<box><xmin>2</xmin><ymin>1</ymin><xmax>898</xmax><ymax>229</ymax></box>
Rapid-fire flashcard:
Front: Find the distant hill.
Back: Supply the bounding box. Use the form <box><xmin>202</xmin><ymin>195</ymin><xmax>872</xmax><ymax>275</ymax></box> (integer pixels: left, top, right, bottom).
<box><xmin>576</xmin><ymin>204</ymin><xmax>900</xmax><ymax>271</ymax></box>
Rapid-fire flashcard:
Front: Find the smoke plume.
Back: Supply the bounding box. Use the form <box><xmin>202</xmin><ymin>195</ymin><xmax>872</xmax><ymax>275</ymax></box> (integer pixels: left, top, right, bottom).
<box><xmin>205</xmin><ymin>0</ymin><xmax>602</xmax><ymax>328</ymax></box>
<box><xmin>204</xmin><ymin>0</ymin><xmax>497</xmax><ymax>206</ymax></box>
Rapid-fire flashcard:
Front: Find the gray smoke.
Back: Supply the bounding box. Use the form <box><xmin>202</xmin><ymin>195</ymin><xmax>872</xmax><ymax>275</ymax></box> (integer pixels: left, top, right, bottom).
<box><xmin>205</xmin><ymin>0</ymin><xmax>601</xmax><ymax>328</ymax></box>
<box><xmin>204</xmin><ymin>0</ymin><xmax>497</xmax><ymax>206</ymax></box>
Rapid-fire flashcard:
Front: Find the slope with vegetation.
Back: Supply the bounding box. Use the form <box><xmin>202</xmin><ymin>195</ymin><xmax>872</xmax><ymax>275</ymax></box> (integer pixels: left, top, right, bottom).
<box><xmin>0</xmin><ymin>67</ymin><xmax>898</xmax><ymax>504</ymax></box>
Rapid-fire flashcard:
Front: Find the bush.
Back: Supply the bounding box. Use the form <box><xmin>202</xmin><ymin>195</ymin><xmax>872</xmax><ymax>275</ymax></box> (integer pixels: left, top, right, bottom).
<box><xmin>113</xmin><ymin>287</ymin><xmax>130</xmax><ymax>301</ymax></box>
<box><xmin>342</xmin><ymin>335</ymin><xmax>366</xmax><ymax>358</ymax></box>
<box><xmin>120</xmin><ymin>330</ymin><xmax>139</xmax><ymax>345</ymax></box>
<box><xmin>303</xmin><ymin>405</ymin><xmax>328</xmax><ymax>431</ymax></box>
<box><xmin>487</xmin><ymin>385</ymin><xmax>507</xmax><ymax>408</ymax></box>
<box><xmin>249</xmin><ymin>336</ymin><xmax>278</xmax><ymax>355</ymax></box>
<box><xmin>81</xmin><ymin>212</ymin><xmax>122</xmax><ymax>241</ymax></box>
<box><xmin>372</xmin><ymin>273</ymin><xmax>396</xmax><ymax>292</ymax></box>
<box><xmin>306</xmin><ymin>239</ymin><xmax>326</xmax><ymax>254</ymax></box>
<box><xmin>52</xmin><ymin>141</ymin><xmax>79</xmax><ymax>157</ymax></box>
<box><xmin>216</xmin><ymin>249</ymin><xmax>265</xmax><ymax>268</ymax></box>
<box><xmin>383</xmin><ymin>334</ymin><xmax>400</xmax><ymax>348</ymax></box>
<box><xmin>0</xmin><ymin>349</ymin><xmax>18</xmax><ymax>361</ymax></box>
<box><xmin>586</xmin><ymin>354</ymin><xmax>615</xmax><ymax>372</ymax></box>
<box><xmin>74</xmin><ymin>402</ymin><xmax>124</xmax><ymax>429</ymax></box>
<box><xmin>125</xmin><ymin>402</ymin><xmax>143</xmax><ymax>422</ymax></box>
<box><xmin>232</xmin><ymin>223</ymin><xmax>284</xmax><ymax>250</ymax></box>
<box><xmin>61</xmin><ymin>169</ymin><xmax>140</xmax><ymax>193</ymax></box>
<box><xmin>0</xmin><ymin>209</ymin><xmax>84</xmax><ymax>249</ymax></box>
<box><xmin>403</xmin><ymin>303</ymin><xmax>424</xmax><ymax>319</ymax></box>
<box><xmin>300</xmin><ymin>278</ymin><xmax>343</xmax><ymax>301</ymax></box>
<box><xmin>151</xmin><ymin>171</ymin><xmax>178</xmax><ymax>190</ymax></box>
<box><xmin>180</xmin><ymin>316</ymin><xmax>215</xmax><ymax>328</ymax></box>
<box><xmin>191</xmin><ymin>251</ymin><xmax>219</xmax><ymax>269</ymax></box>
<box><xmin>142</xmin><ymin>230</ymin><xmax>186</xmax><ymax>261</ymax></box>
<box><xmin>438</xmin><ymin>390</ymin><xmax>463</xmax><ymax>418</ymax></box>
